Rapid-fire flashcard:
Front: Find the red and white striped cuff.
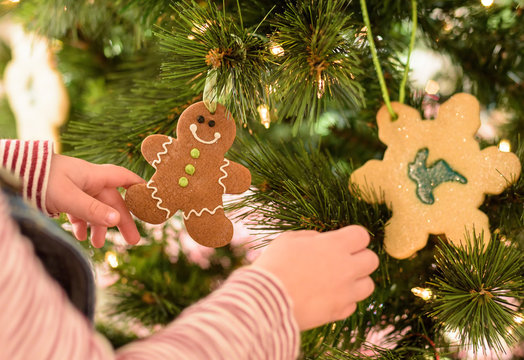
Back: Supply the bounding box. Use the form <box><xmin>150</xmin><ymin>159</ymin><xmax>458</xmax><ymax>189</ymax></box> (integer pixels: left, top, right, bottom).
<box><xmin>0</xmin><ymin>140</ymin><xmax>53</xmax><ymax>215</ymax></box>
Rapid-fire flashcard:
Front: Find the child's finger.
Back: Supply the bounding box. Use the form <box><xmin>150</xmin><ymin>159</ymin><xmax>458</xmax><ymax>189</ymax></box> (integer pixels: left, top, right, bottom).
<box><xmin>62</xmin><ymin>184</ymin><xmax>121</xmax><ymax>227</ymax></box>
<box><xmin>324</xmin><ymin>225</ymin><xmax>370</xmax><ymax>254</ymax></box>
<box><xmin>92</xmin><ymin>164</ymin><xmax>145</xmax><ymax>189</ymax></box>
<box><xmin>97</xmin><ymin>188</ymin><xmax>141</xmax><ymax>245</ymax></box>
<box><xmin>90</xmin><ymin>225</ymin><xmax>107</xmax><ymax>248</ymax></box>
<box><xmin>67</xmin><ymin>214</ymin><xmax>87</xmax><ymax>241</ymax></box>
<box><xmin>349</xmin><ymin>276</ymin><xmax>375</xmax><ymax>302</ymax></box>
<box><xmin>349</xmin><ymin>248</ymin><xmax>379</xmax><ymax>277</ymax></box>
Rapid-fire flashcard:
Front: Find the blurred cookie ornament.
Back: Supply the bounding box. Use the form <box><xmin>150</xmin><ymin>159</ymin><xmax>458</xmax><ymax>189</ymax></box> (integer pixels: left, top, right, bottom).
<box><xmin>0</xmin><ymin>20</ymin><xmax>69</xmax><ymax>149</ymax></box>
<box><xmin>125</xmin><ymin>101</ymin><xmax>251</xmax><ymax>248</ymax></box>
<box><xmin>349</xmin><ymin>93</ymin><xmax>521</xmax><ymax>259</ymax></box>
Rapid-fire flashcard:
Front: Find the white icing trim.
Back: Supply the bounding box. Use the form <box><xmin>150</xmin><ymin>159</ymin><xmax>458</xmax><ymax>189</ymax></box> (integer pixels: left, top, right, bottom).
<box><xmin>152</xmin><ymin>137</ymin><xmax>173</xmax><ymax>167</ymax></box>
<box><xmin>183</xmin><ymin>205</ymin><xmax>224</xmax><ymax>220</ymax></box>
<box><xmin>147</xmin><ymin>180</ymin><xmax>171</xmax><ymax>219</ymax></box>
<box><xmin>218</xmin><ymin>158</ymin><xmax>230</xmax><ymax>194</ymax></box>
<box><xmin>190</xmin><ymin>124</ymin><xmax>221</xmax><ymax>144</ymax></box>
<box><xmin>148</xmin><ymin>137</ymin><xmax>174</xmax><ymax>219</ymax></box>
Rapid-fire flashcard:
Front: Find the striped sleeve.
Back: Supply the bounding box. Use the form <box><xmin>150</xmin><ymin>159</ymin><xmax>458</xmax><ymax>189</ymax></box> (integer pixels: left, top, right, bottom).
<box><xmin>0</xmin><ymin>186</ymin><xmax>300</xmax><ymax>359</ymax></box>
<box><xmin>116</xmin><ymin>267</ymin><xmax>301</xmax><ymax>360</ymax></box>
<box><xmin>0</xmin><ymin>140</ymin><xmax>52</xmax><ymax>215</ymax></box>
<box><xmin>0</xmin><ymin>191</ymin><xmax>115</xmax><ymax>360</ymax></box>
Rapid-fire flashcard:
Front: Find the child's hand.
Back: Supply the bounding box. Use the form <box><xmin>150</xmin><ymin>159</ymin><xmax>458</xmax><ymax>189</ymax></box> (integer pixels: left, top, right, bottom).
<box><xmin>46</xmin><ymin>154</ymin><xmax>145</xmax><ymax>248</ymax></box>
<box><xmin>253</xmin><ymin>225</ymin><xmax>378</xmax><ymax>331</ymax></box>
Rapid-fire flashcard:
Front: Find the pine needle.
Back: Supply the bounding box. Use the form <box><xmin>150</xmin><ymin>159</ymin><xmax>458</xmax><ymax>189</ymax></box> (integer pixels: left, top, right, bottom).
<box><xmin>428</xmin><ymin>233</ymin><xmax>524</xmax><ymax>354</ymax></box>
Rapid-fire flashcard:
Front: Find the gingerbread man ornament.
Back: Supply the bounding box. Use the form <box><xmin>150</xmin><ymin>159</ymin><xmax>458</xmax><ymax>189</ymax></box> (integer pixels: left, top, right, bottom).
<box><xmin>350</xmin><ymin>93</ymin><xmax>521</xmax><ymax>259</ymax></box>
<box><xmin>125</xmin><ymin>102</ymin><xmax>251</xmax><ymax>247</ymax></box>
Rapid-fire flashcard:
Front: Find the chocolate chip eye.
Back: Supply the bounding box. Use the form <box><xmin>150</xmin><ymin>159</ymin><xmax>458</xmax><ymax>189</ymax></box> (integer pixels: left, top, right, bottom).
<box><xmin>208</xmin><ymin>120</ymin><xmax>215</xmax><ymax>127</ymax></box>
<box><xmin>197</xmin><ymin>116</ymin><xmax>205</xmax><ymax>124</ymax></box>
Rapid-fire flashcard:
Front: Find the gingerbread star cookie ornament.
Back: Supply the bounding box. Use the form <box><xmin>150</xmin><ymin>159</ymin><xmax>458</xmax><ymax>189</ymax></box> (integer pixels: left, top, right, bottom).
<box><xmin>350</xmin><ymin>93</ymin><xmax>521</xmax><ymax>259</ymax></box>
<box><xmin>125</xmin><ymin>101</ymin><xmax>251</xmax><ymax>248</ymax></box>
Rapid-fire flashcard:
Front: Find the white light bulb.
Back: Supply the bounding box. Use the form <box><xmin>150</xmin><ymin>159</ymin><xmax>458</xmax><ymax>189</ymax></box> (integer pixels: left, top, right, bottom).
<box><xmin>498</xmin><ymin>139</ymin><xmax>510</xmax><ymax>152</ymax></box>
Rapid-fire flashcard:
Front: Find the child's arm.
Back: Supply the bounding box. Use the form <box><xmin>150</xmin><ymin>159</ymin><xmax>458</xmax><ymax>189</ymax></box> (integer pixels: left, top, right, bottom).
<box><xmin>0</xmin><ymin>190</ymin><xmax>299</xmax><ymax>359</ymax></box>
<box><xmin>1</xmin><ymin>191</ymin><xmax>376</xmax><ymax>359</ymax></box>
<box><xmin>0</xmin><ymin>187</ymin><xmax>377</xmax><ymax>359</ymax></box>
<box><xmin>117</xmin><ymin>227</ymin><xmax>377</xmax><ymax>356</ymax></box>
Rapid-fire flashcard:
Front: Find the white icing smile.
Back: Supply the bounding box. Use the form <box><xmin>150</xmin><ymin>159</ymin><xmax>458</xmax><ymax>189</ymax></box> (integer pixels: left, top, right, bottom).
<box><xmin>190</xmin><ymin>124</ymin><xmax>221</xmax><ymax>144</ymax></box>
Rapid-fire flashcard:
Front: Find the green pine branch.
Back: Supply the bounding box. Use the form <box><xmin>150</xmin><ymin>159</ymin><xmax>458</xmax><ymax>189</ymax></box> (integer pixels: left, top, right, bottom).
<box><xmin>229</xmin><ymin>131</ymin><xmax>524</xmax><ymax>357</ymax></box>
<box><xmin>418</xmin><ymin>0</ymin><xmax>524</xmax><ymax>137</ymax></box>
<box><xmin>317</xmin><ymin>343</ymin><xmax>437</xmax><ymax>360</ymax></box>
<box><xmin>229</xmin><ymin>134</ymin><xmax>390</xmax><ymax>237</ymax></box>
<box><xmin>155</xmin><ymin>0</ymin><xmax>270</xmax><ymax>125</ymax></box>
<box><xmin>61</xmin><ymin>44</ymin><xmax>198</xmax><ymax>175</ymax></box>
<box><xmin>270</xmin><ymin>0</ymin><xmax>365</xmax><ymax>129</ymax></box>
<box><xmin>428</xmin><ymin>233</ymin><xmax>524</xmax><ymax>353</ymax></box>
<box><xmin>95</xmin><ymin>322</ymin><xmax>139</xmax><ymax>349</ymax></box>
<box><xmin>62</xmin><ymin>80</ymin><xmax>189</xmax><ymax>175</ymax></box>
<box><xmin>15</xmin><ymin>0</ymin><xmax>153</xmax><ymax>55</ymax></box>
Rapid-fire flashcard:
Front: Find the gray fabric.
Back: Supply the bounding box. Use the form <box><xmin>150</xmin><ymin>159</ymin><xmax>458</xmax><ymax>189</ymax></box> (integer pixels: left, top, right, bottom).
<box><xmin>1</xmin><ymin>172</ymin><xmax>95</xmax><ymax>322</ymax></box>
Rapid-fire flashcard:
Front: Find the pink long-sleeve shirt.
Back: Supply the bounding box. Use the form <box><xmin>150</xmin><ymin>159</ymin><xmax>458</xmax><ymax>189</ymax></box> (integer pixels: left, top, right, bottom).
<box><xmin>0</xmin><ymin>139</ymin><xmax>300</xmax><ymax>360</ymax></box>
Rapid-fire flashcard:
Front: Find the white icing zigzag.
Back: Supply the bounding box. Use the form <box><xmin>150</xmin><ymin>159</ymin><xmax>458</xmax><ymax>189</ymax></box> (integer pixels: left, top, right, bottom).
<box><xmin>183</xmin><ymin>205</ymin><xmax>224</xmax><ymax>220</ymax></box>
<box><xmin>218</xmin><ymin>158</ymin><xmax>230</xmax><ymax>194</ymax></box>
<box><xmin>152</xmin><ymin>137</ymin><xmax>173</xmax><ymax>167</ymax></box>
<box><xmin>148</xmin><ymin>137</ymin><xmax>174</xmax><ymax>219</ymax></box>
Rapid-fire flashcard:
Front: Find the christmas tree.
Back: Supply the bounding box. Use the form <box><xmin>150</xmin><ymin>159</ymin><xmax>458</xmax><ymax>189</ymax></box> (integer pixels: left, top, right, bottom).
<box><xmin>1</xmin><ymin>0</ymin><xmax>523</xmax><ymax>358</ymax></box>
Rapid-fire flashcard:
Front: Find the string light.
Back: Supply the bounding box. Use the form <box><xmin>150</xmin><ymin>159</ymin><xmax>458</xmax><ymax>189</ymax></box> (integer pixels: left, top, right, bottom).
<box><xmin>358</xmin><ymin>26</ymin><xmax>368</xmax><ymax>36</ymax></box>
<box><xmin>191</xmin><ymin>22</ymin><xmax>210</xmax><ymax>34</ymax></box>
<box><xmin>317</xmin><ymin>78</ymin><xmax>325</xmax><ymax>99</ymax></box>
<box><xmin>481</xmin><ymin>0</ymin><xmax>494</xmax><ymax>7</ymax></box>
<box><xmin>267</xmin><ymin>84</ymin><xmax>277</xmax><ymax>94</ymax></box>
<box><xmin>257</xmin><ymin>104</ymin><xmax>271</xmax><ymax>129</ymax></box>
<box><xmin>269</xmin><ymin>43</ymin><xmax>284</xmax><ymax>56</ymax></box>
<box><xmin>355</xmin><ymin>26</ymin><xmax>368</xmax><ymax>44</ymax></box>
<box><xmin>9</xmin><ymin>0</ymin><xmax>20</xmax><ymax>3</ymax></box>
<box><xmin>424</xmin><ymin>80</ymin><xmax>440</xmax><ymax>95</ymax></box>
<box><xmin>444</xmin><ymin>329</ymin><xmax>461</xmax><ymax>343</ymax></box>
<box><xmin>411</xmin><ymin>287</ymin><xmax>433</xmax><ymax>301</ymax></box>
<box><xmin>105</xmin><ymin>251</ymin><xmax>119</xmax><ymax>268</ymax></box>
<box><xmin>514</xmin><ymin>313</ymin><xmax>524</xmax><ymax>325</ymax></box>
<box><xmin>498</xmin><ymin>139</ymin><xmax>510</xmax><ymax>152</ymax></box>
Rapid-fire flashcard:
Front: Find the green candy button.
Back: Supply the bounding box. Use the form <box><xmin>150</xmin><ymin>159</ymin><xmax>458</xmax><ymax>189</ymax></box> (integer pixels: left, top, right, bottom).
<box><xmin>178</xmin><ymin>177</ymin><xmax>189</xmax><ymax>187</ymax></box>
<box><xmin>185</xmin><ymin>164</ymin><xmax>195</xmax><ymax>175</ymax></box>
<box><xmin>190</xmin><ymin>148</ymin><xmax>200</xmax><ymax>159</ymax></box>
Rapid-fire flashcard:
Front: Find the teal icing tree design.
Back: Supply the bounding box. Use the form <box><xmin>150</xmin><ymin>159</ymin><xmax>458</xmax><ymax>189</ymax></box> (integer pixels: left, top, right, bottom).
<box><xmin>408</xmin><ymin>148</ymin><xmax>467</xmax><ymax>205</ymax></box>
